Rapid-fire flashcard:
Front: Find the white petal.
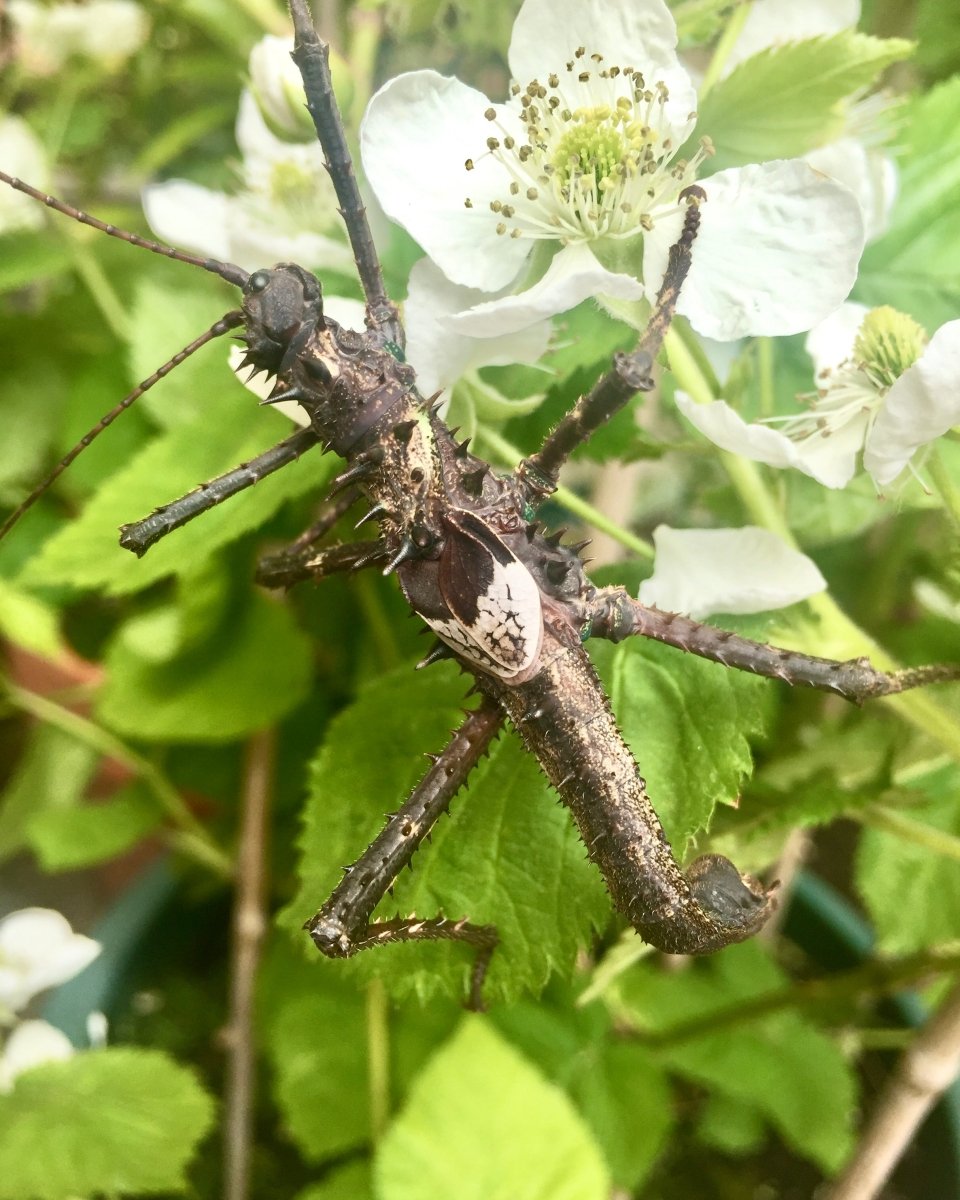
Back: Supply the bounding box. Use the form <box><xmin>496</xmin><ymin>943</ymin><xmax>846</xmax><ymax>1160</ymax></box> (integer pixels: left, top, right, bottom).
<box><xmin>675</xmin><ymin>392</ymin><xmax>863</xmax><ymax>488</ymax></box>
<box><xmin>247</xmin><ymin>36</ymin><xmax>309</xmax><ymax>139</ymax></box>
<box><xmin>639</xmin><ymin>525</ymin><xmax>826</xmax><ymax>618</ymax></box>
<box><xmin>805</xmin><ymin>139</ymin><xmax>898</xmax><ymax>243</ymax></box>
<box><xmin>0</xmin><ymin>908</ymin><xmax>100</xmax><ymax>1013</ymax></box>
<box><xmin>142</xmin><ymin>181</ymin><xmax>233</xmax><ymax>262</ymax></box>
<box><xmin>0</xmin><ymin>1020</ymin><xmax>74</xmax><ymax>1093</ymax></box>
<box><xmin>508</xmin><ymin>0</ymin><xmax>697</xmax><ymax>131</ymax></box>
<box><xmin>666</xmin><ymin>161</ymin><xmax>865</xmax><ymax>340</ymax></box>
<box><xmin>404</xmin><ymin>258</ymin><xmax>551</xmax><ymax>395</ymax></box>
<box><xmin>76</xmin><ymin>0</ymin><xmax>150</xmax><ymax>66</ymax></box>
<box><xmin>446</xmin><ymin>242</ymin><xmax>644</xmax><ymax>337</ymax></box>
<box><xmin>804</xmin><ymin>301</ymin><xmax>870</xmax><ymax>375</ymax></box>
<box><xmin>361</xmin><ymin>71</ymin><xmax>530</xmax><ymax>292</ymax></box>
<box><xmin>724</xmin><ymin>0</ymin><xmax>860</xmax><ymax>74</ymax></box>
<box><xmin>864</xmin><ymin>319</ymin><xmax>960</xmax><ymax>487</ymax></box>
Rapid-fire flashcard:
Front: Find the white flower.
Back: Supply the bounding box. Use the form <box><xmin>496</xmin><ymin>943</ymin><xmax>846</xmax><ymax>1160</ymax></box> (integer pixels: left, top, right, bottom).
<box><xmin>360</xmin><ymin>0</ymin><xmax>864</xmax><ymax>341</ymax></box>
<box><xmin>248</xmin><ymin>35</ymin><xmax>315</xmax><ymax>140</ymax></box>
<box><xmin>0</xmin><ymin>116</ymin><xmax>49</xmax><ymax>234</ymax></box>
<box><xmin>718</xmin><ymin>0</ymin><xmax>898</xmax><ymax>242</ymax></box>
<box><xmin>144</xmin><ymin>90</ymin><xmax>354</xmax><ymax>276</ymax></box>
<box><xmin>9</xmin><ymin>0</ymin><xmax>149</xmax><ymax>74</ymax></box>
<box><xmin>638</xmin><ymin>525</ymin><xmax>826</xmax><ymax>618</ymax></box>
<box><xmin>0</xmin><ymin>908</ymin><xmax>100</xmax><ymax>1017</ymax></box>
<box><xmin>0</xmin><ymin>1020</ymin><xmax>74</xmax><ymax>1093</ymax></box>
<box><xmin>677</xmin><ymin>304</ymin><xmax>960</xmax><ymax>490</ymax></box>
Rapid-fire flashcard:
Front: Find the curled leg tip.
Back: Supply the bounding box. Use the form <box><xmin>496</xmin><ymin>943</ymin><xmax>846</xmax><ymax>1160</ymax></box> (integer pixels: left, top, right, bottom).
<box><xmin>685</xmin><ymin>853</ymin><xmax>778</xmax><ymax>944</ymax></box>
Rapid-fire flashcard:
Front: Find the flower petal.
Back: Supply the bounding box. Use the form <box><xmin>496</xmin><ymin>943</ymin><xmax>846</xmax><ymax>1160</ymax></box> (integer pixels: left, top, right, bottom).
<box><xmin>864</xmin><ymin>319</ymin><xmax>960</xmax><ymax>487</ymax></box>
<box><xmin>508</xmin><ymin>0</ymin><xmax>697</xmax><ymax>130</ymax></box>
<box><xmin>0</xmin><ymin>908</ymin><xmax>100</xmax><ymax>1013</ymax></box>
<box><xmin>361</xmin><ymin>71</ymin><xmax>530</xmax><ymax>292</ymax></box>
<box><xmin>0</xmin><ymin>1020</ymin><xmax>74</xmax><ymax>1093</ymax></box>
<box><xmin>804</xmin><ymin>301</ymin><xmax>870</xmax><ymax>375</ymax></box>
<box><xmin>805</xmin><ymin>138</ymin><xmax>897</xmax><ymax>243</ymax></box>
<box><xmin>650</xmin><ymin>160</ymin><xmax>865</xmax><ymax>340</ymax></box>
<box><xmin>404</xmin><ymin>258</ymin><xmax>551</xmax><ymax>395</ymax></box>
<box><xmin>675</xmin><ymin>392</ymin><xmax>863</xmax><ymax>488</ymax></box>
<box><xmin>638</xmin><ymin>524</ymin><xmax>826</xmax><ymax>618</ymax></box>
<box><xmin>446</xmin><ymin>242</ymin><xmax>644</xmax><ymax>337</ymax></box>
<box><xmin>0</xmin><ymin>116</ymin><xmax>49</xmax><ymax>233</ymax></box>
<box><xmin>143</xmin><ymin>180</ymin><xmax>233</xmax><ymax>262</ymax></box>
<box><xmin>723</xmin><ymin>0</ymin><xmax>860</xmax><ymax>74</ymax></box>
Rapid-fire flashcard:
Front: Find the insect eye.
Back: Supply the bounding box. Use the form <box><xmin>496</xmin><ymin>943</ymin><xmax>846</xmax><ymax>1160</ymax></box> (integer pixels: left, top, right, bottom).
<box><xmin>247</xmin><ymin>271</ymin><xmax>270</xmax><ymax>294</ymax></box>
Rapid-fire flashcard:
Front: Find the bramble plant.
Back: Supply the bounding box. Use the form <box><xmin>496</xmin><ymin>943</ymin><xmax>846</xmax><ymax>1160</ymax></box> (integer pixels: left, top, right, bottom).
<box><xmin>1</xmin><ymin>1</ymin><xmax>960</xmax><ymax>1198</ymax></box>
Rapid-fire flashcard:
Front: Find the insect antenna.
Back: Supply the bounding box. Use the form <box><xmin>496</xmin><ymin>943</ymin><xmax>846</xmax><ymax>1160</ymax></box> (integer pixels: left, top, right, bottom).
<box><xmin>0</xmin><ymin>310</ymin><xmax>245</xmax><ymax>541</ymax></box>
<box><xmin>0</xmin><ymin>170</ymin><xmax>250</xmax><ymax>289</ymax></box>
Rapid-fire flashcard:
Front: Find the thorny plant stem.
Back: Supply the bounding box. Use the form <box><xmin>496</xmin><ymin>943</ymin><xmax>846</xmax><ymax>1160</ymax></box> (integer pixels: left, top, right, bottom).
<box><xmin>824</xmin><ymin>976</ymin><xmax>960</xmax><ymax>1200</ymax></box>
<box><xmin>4</xmin><ymin>681</ymin><xmax>233</xmax><ymax>879</ymax></box>
<box><xmin>366</xmin><ymin>978</ymin><xmax>390</xmax><ymax>1142</ymax></box>
<box><xmin>224</xmin><ymin>729</ymin><xmax>275</xmax><ymax>1200</ymax></box>
<box><xmin>630</xmin><ymin>943</ymin><xmax>960</xmax><ymax>1049</ymax></box>
<box><xmin>475</xmin><ymin>427</ymin><xmax>655</xmax><ymax>559</ymax></box>
<box><xmin>663</xmin><ymin>326</ymin><xmax>960</xmax><ymax>764</ymax></box>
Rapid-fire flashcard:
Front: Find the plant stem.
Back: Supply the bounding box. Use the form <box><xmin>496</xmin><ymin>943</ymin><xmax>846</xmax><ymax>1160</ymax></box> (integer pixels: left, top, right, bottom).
<box><xmin>927</xmin><ymin>447</ymin><xmax>960</xmax><ymax>534</ymax></box>
<box><xmin>697</xmin><ymin>0</ymin><xmax>751</xmax><ymax>98</ymax></box>
<box><xmin>223</xmin><ymin>729</ymin><xmax>275</xmax><ymax>1200</ymax></box>
<box><xmin>4</xmin><ymin>681</ymin><xmax>233</xmax><ymax>879</ymax></box>
<box><xmin>367</xmin><ymin>978</ymin><xmax>390</xmax><ymax>1142</ymax></box>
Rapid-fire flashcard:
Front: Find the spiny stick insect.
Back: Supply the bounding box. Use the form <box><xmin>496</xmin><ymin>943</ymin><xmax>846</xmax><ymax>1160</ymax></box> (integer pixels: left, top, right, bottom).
<box><xmin>2</xmin><ymin>0</ymin><xmax>958</xmax><ymax>1009</ymax></box>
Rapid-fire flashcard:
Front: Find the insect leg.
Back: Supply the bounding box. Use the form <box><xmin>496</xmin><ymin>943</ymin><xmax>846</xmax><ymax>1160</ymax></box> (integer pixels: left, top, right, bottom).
<box><xmin>256</xmin><ymin>539</ymin><xmax>387</xmax><ymax>589</ymax></box>
<box><xmin>119</xmin><ymin>427</ymin><xmax>320</xmax><ymax>556</ymax></box>
<box><xmin>587</xmin><ymin>591</ymin><xmax>960</xmax><ymax>704</ymax></box>
<box><xmin>287</xmin><ymin>0</ymin><xmax>403</xmax><ymax>348</ymax></box>
<box><xmin>306</xmin><ymin>701</ymin><xmax>503</xmax><ymax>1009</ymax></box>
<box><xmin>518</xmin><ymin>187</ymin><xmax>705</xmax><ymax>506</ymax></box>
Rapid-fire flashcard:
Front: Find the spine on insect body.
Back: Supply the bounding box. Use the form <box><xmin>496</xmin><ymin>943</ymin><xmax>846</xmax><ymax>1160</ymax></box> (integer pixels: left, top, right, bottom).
<box><xmin>476</xmin><ymin>620</ymin><xmax>776</xmax><ymax>955</ymax></box>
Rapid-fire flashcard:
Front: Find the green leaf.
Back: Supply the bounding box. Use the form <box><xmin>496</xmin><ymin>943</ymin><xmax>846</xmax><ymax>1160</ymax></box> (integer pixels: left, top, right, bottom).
<box><xmin>696</xmin><ymin>33</ymin><xmax>913</xmax><ymax>171</ymax></box>
<box><xmin>858</xmin><ymin>78</ymin><xmax>960</xmax><ymax>329</ymax></box>
<box><xmin>19</xmin><ymin>389</ymin><xmax>329</xmax><ymax>596</ymax></box>
<box><xmin>0</xmin><ymin>232</ymin><xmax>73</xmax><ymax>295</ymax></box>
<box><xmin>0</xmin><ymin>1047</ymin><xmax>214</xmax><ymax>1199</ymax></box>
<box><xmin>590</xmin><ymin>636</ymin><xmax>771</xmax><ymax>852</ymax></box>
<box><xmin>284</xmin><ymin>661</ymin><xmax>609</xmax><ymax>1003</ymax></box>
<box><xmin>375</xmin><ymin>1018</ymin><xmax>610</xmax><ymax>1200</ymax></box>
<box><xmin>294</xmin><ymin>1163</ymin><xmax>373</xmax><ymax>1200</ymax></box>
<box><xmin>26</xmin><ymin>783</ymin><xmax>161</xmax><ymax>870</ymax></box>
<box><xmin>97</xmin><ymin>590</ymin><xmax>313</xmax><ymax>741</ymax></box>
<box><xmin>856</xmin><ymin>766</ymin><xmax>960</xmax><ymax>953</ymax></box>
<box><xmin>0</xmin><ymin>725</ymin><xmax>98</xmax><ymax>865</ymax></box>
<box><xmin>0</xmin><ymin>579</ymin><xmax>65</xmax><ymax>660</ymax></box>
<box><xmin>622</xmin><ymin>942</ymin><xmax>856</xmax><ymax>1171</ymax></box>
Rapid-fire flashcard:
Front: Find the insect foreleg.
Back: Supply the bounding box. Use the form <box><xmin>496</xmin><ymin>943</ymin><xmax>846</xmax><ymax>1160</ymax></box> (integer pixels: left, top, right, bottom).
<box><xmin>119</xmin><ymin>427</ymin><xmax>320</xmax><ymax>556</ymax></box>
<box><xmin>288</xmin><ymin>0</ymin><xmax>402</xmax><ymax>347</ymax></box>
<box><xmin>306</xmin><ymin>701</ymin><xmax>503</xmax><ymax>1009</ymax></box>
<box><xmin>256</xmin><ymin>539</ymin><xmax>387</xmax><ymax>589</ymax></box>
<box><xmin>587</xmin><ymin>592</ymin><xmax>960</xmax><ymax>704</ymax></box>
<box><xmin>519</xmin><ymin>186</ymin><xmax>705</xmax><ymax>506</ymax></box>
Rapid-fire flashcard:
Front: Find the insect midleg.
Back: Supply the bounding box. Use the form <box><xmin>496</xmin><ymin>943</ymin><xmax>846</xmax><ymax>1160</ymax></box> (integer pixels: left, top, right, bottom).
<box><xmin>587</xmin><ymin>592</ymin><xmax>960</xmax><ymax>703</ymax></box>
<box><xmin>306</xmin><ymin>701</ymin><xmax>503</xmax><ymax>1008</ymax></box>
<box><xmin>256</xmin><ymin>539</ymin><xmax>387</xmax><ymax>590</ymax></box>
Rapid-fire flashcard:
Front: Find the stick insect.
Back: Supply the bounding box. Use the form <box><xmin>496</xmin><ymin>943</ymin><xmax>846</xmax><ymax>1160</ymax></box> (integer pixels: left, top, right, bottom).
<box><xmin>2</xmin><ymin>0</ymin><xmax>957</xmax><ymax>1009</ymax></box>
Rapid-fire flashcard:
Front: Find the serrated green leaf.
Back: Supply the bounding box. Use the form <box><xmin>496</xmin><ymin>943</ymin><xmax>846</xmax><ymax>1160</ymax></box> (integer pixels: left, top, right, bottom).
<box><xmin>20</xmin><ymin>390</ymin><xmax>330</xmax><ymax>596</ymax></box>
<box><xmin>856</xmin><ymin>766</ymin><xmax>960</xmax><ymax>953</ymax></box>
<box><xmin>294</xmin><ymin>1162</ymin><xmax>373</xmax><ymax>1200</ymax></box>
<box><xmin>0</xmin><ymin>724</ymin><xmax>98</xmax><ymax>865</ymax></box>
<box><xmin>622</xmin><ymin>942</ymin><xmax>856</xmax><ymax>1171</ymax></box>
<box><xmin>0</xmin><ymin>1047</ymin><xmax>214</xmax><ymax>1199</ymax></box>
<box><xmin>97</xmin><ymin>590</ymin><xmax>312</xmax><ymax>741</ymax></box>
<box><xmin>696</xmin><ymin>1092</ymin><xmax>767</xmax><ymax>1155</ymax></box>
<box><xmin>591</xmin><ymin>636</ymin><xmax>770</xmax><ymax>853</ymax></box>
<box><xmin>696</xmin><ymin>33</ymin><xmax>913</xmax><ymax>171</ymax></box>
<box><xmin>375</xmin><ymin>1018</ymin><xmax>610</xmax><ymax>1200</ymax></box>
<box><xmin>284</xmin><ymin>661</ymin><xmax>609</xmax><ymax>1003</ymax></box>
<box><xmin>26</xmin><ymin>783</ymin><xmax>161</xmax><ymax>870</ymax></box>
<box><xmin>127</xmin><ymin>275</ymin><xmax>239</xmax><ymax>429</ymax></box>
<box><xmin>858</xmin><ymin>78</ymin><xmax>960</xmax><ymax>329</ymax></box>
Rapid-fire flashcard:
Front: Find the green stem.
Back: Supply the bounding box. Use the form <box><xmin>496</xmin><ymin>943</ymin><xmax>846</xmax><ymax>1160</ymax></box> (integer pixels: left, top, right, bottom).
<box><xmin>698</xmin><ymin>1</ymin><xmax>752</xmax><ymax>98</ymax></box>
<box><xmin>366</xmin><ymin>978</ymin><xmax>390</xmax><ymax>1142</ymax></box>
<box><xmin>5</xmin><ymin>682</ymin><xmax>233</xmax><ymax>879</ymax></box>
<box><xmin>69</xmin><ymin>241</ymin><xmax>133</xmax><ymax>343</ymax></box>
<box><xmin>927</xmin><ymin>448</ymin><xmax>960</xmax><ymax>534</ymax></box>
<box><xmin>476</xmin><ymin>427</ymin><xmax>654</xmax><ymax>559</ymax></box>
<box><xmin>856</xmin><ymin>805</ymin><xmax>960</xmax><ymax>863</ymax></box>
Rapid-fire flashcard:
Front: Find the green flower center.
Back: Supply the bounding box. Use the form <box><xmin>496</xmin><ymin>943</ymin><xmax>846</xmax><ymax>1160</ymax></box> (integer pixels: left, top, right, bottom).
<box><xmin>854</xmin><ymin>305</ymin><xmax>928</xmax><ymax>391</ymax></box>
